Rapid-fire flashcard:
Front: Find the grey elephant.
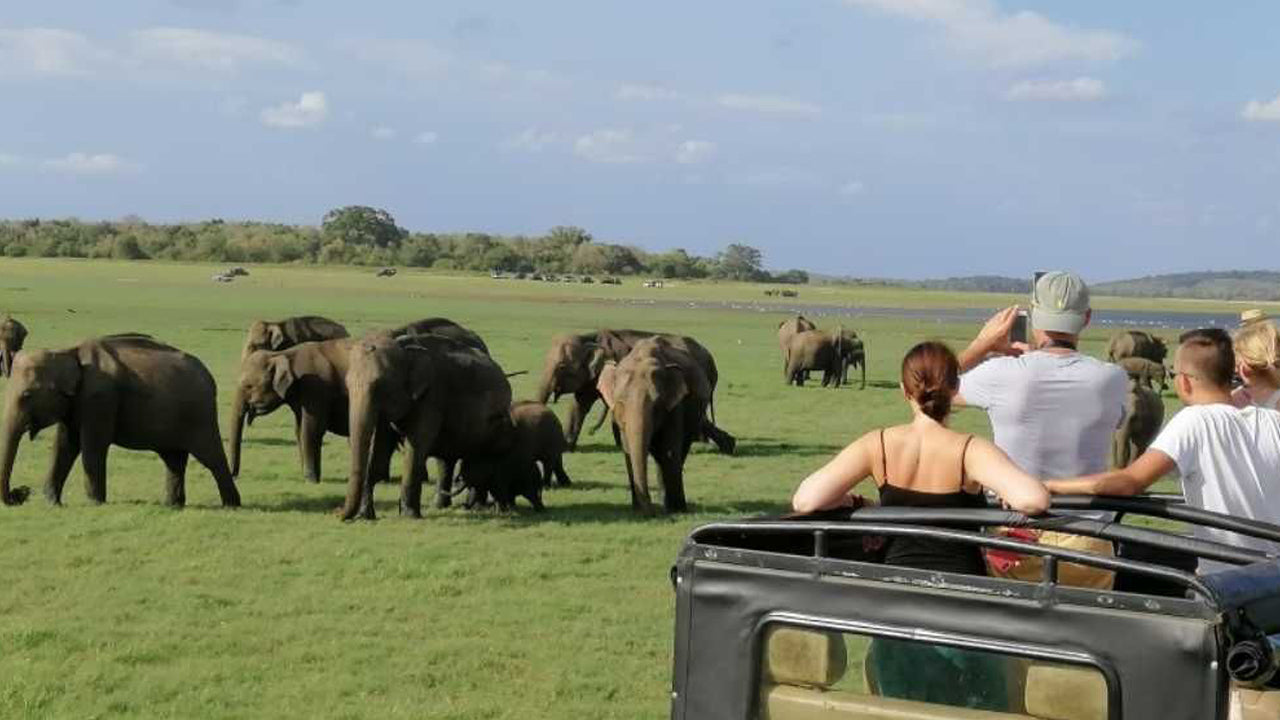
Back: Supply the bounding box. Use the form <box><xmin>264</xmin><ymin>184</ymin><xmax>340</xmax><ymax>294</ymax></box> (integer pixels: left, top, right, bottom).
<box><xmin>833</xmin><ymin>326</ymin><xmax>867</xmax><ymax>389</ymax></box>
<box><xmin>341</xmin><ymin>333</ymin><xmax>513</xmax><ymax>521</ymax></box>
<box><xmin>0</xmin><ymin>334</ymin><xmax>241</xmax><ymax>508</ymax></box>
<box><xmin>1112</xmin><ymin>377</ymin><xmax>1164</xmax><ymax>467</ymax></box>
<box><xmin>242</xmin><ymin>315</ymin><xmax>349</xmax><ymax>359</ymax></box>
<box><xmin>784</xmin><ymin>330</ymin><xmax>843</xmax><ymax>387</ymax></box>
<box><xmin>534</xmin><ymin>329</ymin><xmax>734</xmax><ymax>454</ymax></box>
<box><xmin>777</xmin><ymin>315</ymin><xmax>817</xmax><ymax>377</ymax></box>
<box><xmin>389</xmin><ymin>317</ymin><xmax>488</xmax><ymax>355</ymax></box>
<box><xmin>1</xmin><ymin>315</ymin><xmax>28</xmax><ymax>378</ymax></box>
<box><xmin>1107</xmin><ymin>331</ymin><xmax>1168</xmax><ymax>364</ymax></box>
<box><xmin>596</xmin><ymin>337</ymin><xmax>711</xmax><ymax>514</ymax></box>
<box><xmin>1117</xmin><ymin>357</ymin><xmax>1168</xmax><ymax>392</ymax></box>
<box><xmin>457</xmin><ymin>401</ymin><xmax>570</xmax><ymax>511</ymax></box>
<box><xmin>228</xmin><ymin>338</ymin><xmax>396</xmax><ymax>484</ymax></box>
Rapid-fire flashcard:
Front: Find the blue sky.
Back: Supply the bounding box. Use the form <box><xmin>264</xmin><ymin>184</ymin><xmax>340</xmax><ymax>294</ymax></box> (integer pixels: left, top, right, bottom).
<box><xmin>2</xmin><ymin>1</ymin><xmax>1279</xmax><ymax>280</ymax></box>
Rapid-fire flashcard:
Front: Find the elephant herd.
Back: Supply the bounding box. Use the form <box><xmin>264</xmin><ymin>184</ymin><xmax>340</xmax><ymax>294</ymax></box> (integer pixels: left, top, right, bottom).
<box><xmin>0</xmin><ymin>313</ymin><xmax>740</xmax><ymax>519</ymax></box>
<box><xmin>777</xmin><ymin>315</ymin><xmax>866</xmax><ymax>388</ymax></box>
<box><xmin>1107</xmin><ymin>330</ymin><xmax>1170</xmax><ymax>467</ymax></box>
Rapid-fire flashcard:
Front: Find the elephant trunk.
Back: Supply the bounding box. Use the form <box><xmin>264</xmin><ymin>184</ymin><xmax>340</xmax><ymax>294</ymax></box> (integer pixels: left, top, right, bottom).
<box><xmin>228</xmin><ymin>386</ymin><xmax>248</xmax><ymax>478</ymax></box>
<box><xmin>624</xmin><ymin>418</ymin><xmax>653</xmax><ymax>514</ymax></box>
<box><xmin>0</xmin><ymin>350</ymin><xmax>10</xmax><ymax>378</ymax></box>
<box><xmin>860</xmin><ymin>352</ymin><xmax>867</xmax><ymax>390</ymax></box>
<box><xmin>0</xmin><ymin>404</ymin><xmax>26</xmax><ymax>505</ymax></box>
<box><xmin>342</xmin><ymin>389</ymin><xmax>378</xmax><ymax>520</ymax></box>
<box><xmin>535</xmin><ymin>367</ymin><xmax>555</xmax><ymax>404</ymax></box>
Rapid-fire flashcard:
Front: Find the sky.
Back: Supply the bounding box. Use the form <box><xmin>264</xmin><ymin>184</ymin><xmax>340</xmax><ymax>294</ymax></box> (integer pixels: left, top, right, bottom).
<box><xmin>2</xmin><ymin>1</ymin><xmax>1279</xmax><ymax>281</ymax></box>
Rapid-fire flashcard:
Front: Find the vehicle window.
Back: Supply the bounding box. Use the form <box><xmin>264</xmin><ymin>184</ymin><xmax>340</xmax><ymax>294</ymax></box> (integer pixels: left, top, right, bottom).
<box><xmin>758</xmin><ymin>624</ymin><xmax>1109</xmax><ymax>720</ymax></box>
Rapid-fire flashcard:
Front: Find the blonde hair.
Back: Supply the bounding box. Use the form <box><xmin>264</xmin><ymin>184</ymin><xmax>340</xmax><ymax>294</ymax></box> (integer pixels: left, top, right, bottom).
<box><xmin>1233</xmin><ymin>319</ymin><xmax>1280</xmax><ymax>382</ymax></box>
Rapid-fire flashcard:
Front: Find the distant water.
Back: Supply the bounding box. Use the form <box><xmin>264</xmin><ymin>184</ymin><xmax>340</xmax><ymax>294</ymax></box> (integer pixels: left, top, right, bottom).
<box><xmin>614</xmin><ymin>299</ymin><xmax>1245</xmax><ymax>331</ymax></box>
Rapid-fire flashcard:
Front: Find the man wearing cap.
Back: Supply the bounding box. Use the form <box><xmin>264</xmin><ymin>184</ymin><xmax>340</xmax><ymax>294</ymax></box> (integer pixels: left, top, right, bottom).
<box><xmin>955</xmin><ymin>271</ymin><xmax>1129</xmax><ymax>587</ymax></box>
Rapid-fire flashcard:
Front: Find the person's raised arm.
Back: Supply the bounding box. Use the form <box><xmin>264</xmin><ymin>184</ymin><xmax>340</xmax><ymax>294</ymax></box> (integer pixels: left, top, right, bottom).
<box><xmin>1044</xmin><ymin>450</ymin><xmax>1176</xmax><ymax>497</ymax></box>
<box><xmin>962</xmin><ymin>437</ymin><xmax>1050</xmax><ymax>515</ymax></box>
<box><xmin>791</xmin><ymin>432</ymin><xmax>877</xmax><ymax>514</ymax></box>
<box><xmin>957</xmin><ymin>305</ymin><xmax>1022</xmax><ymax>374</ymax></box>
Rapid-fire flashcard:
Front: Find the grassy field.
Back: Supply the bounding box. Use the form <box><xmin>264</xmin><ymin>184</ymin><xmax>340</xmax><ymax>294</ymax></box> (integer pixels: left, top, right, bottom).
<box><xmin>0</xmin><ymin>259</ymin><xmax>1195</xmax><ymax>719</ymax></box>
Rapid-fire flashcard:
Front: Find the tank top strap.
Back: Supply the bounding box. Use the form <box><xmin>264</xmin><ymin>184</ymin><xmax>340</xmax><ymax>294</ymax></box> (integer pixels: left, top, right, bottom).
<box><xmin>959</xmin><ymin>434</ymin><xmax>974</xmax><ymax>487</ymax></box>
<box><xmin>879</xmin><ymin>428</ymin><xmax>888</xmax><ymax>481</ymax></box>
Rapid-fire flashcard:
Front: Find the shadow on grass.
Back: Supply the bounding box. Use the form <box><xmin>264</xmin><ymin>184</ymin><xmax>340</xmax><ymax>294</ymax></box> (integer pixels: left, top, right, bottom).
<box><xmin>729</xmin><ymin>438</ymin><xmax>844</xmax><ymax>458</ymax></box>
<box><xmin>866</xmin><ymin>380</ymin><xmax>899</xmax><ymax>390</ymax></box>
<box><xmin>243</xmin><ymin>437</ymin><xmax>300</xmax><ymax>448</ymax></box>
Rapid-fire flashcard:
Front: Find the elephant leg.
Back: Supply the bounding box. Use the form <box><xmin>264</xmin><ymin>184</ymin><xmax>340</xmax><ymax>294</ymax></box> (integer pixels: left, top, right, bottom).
<box><xmin>399</xmin><ymin>443</ymin><xmax>427</xmax><ymax>518</ymax></box>
<box><xmin>551</xmin><ymin>456</ymin><xmax>572</xmax><ymax>487</ymax></box>
<box><xmin>370</xmin><ymin>421</ymin><xmax>397</xmax><ymax>486</ymax></box>
<box><xmin>565</xmin><ymin>392</ymin><xmax>597</xmax><ymax>451</ymax></box>
<box><xmin>434</xmin><ymin>457</ymin><xmax>458</xmax><ymax>509</ymax></box>
<box><xmin>298</xmin><ymin>407</ymin><xmax>326</xmax><ymax>483</ymax></box>
<box><xmin>189</xmin><ymin>434</ymin><xmax>242</xmax><ymax>507</ymax></box>
<box><xmin>702</xmin><ymin>420</ymin><xmax>736</xmax><ymax>455</ymax></box>
<box><xmin>43</xmin><ymin>422</ymin><xmax>81</xmax><ymax>506</ymax></box>
<box><xmin>78</xmin><ymin>405</ymin><xmax>117</xmax><ymax>505</ymax></box>
<box><xmin>657</xmin><ymin>423</ymin><xmax>688</xmax><ymax>513</ymax></box>
<box><xmin>160</xmin><ymin>450</ymin><xmax>189</xmax><ymax>508</ymax></box>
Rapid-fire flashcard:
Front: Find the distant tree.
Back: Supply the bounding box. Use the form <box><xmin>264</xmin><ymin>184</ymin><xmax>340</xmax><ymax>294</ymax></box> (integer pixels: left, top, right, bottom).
<box><xmin>321</xmin><ymin>206</ymin><xmax>406</xmax><ymax>248</ymax></box>
<box><xmin>112</xmin><ymin>235</ymin><xmax>147</xmax><ymax>260</ymax></box>
<box><xmin>716</xmin><ymin>243</ymin><xmax>765</xmax><ymax>281</ymax></box>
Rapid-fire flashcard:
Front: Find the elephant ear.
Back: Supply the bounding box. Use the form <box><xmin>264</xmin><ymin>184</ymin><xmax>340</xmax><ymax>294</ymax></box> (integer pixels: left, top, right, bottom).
<box><xmin>585</xmin><ymin>343</ymin><xmax>608</xmax><ymax>380</ymax></box>
<box><xmin>596</xmin><ymin>361</ymin><xmax>620</xmax><ymax>408</ymax></box>
<box><xmin>656</xmin><ymin>364</ymin><xmax>690</xmax><ymax>412</ymax></box>
<box><xmin>53</xmin><ymin>351</ymin><xmax>82</xmax><ymax>397</ymax></box>
<box><xmin>596</xmin><ymin>330</ymin><xmax>633</xmax><ymax>362</ymax></box>
<box><xmin>268</xmin><ymin>325</ymin><xmax>287</xmax><ymax>350</ymax></box>
<box><xmin>406</xmin><ymin>349</ymin><xmax>433</xmax><ymax>401</ymax></box>
<box><xmin>270</xmin><ymin>354</ymin><xmax>296</xmax><ymax>398</ymax></box>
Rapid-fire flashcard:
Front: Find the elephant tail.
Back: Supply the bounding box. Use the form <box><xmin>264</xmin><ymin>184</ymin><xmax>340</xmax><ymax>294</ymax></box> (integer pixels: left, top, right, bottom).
<box><xmin>586</xmin><ymin>402</ymin><xmax>611</xmax><ymax>436</ymax></box>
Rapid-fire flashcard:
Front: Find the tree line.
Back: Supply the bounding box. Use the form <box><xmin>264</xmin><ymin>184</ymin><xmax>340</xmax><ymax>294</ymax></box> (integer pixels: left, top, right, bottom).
<box><xmin>0</xmin><ymin>206</ymin><xmax>808</xmax><ymax>284</ymax></box>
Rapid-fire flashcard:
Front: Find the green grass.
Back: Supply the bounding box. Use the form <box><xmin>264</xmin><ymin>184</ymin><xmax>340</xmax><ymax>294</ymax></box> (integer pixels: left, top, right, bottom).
<box><xmin>0</xmin><ymin>259</ymin><xmax>1188</xmax><ymax>718</ymax></box>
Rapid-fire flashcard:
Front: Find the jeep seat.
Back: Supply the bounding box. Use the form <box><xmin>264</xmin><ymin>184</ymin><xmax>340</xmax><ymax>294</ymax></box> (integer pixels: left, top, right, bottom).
<box><xmin>1235</xmin><ymin>687</ymin><xmax>1280</xmax><ymax>720</ymax></box>
<box><xmin>1021</xmin><ymin>663</ymin><xmax>1107</xmax><ymax>720</ymax></box>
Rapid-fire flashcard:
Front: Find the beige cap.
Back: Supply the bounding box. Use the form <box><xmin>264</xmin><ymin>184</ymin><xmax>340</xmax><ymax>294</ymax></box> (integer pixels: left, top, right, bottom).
<box><xmin>1241</xmin><ymin>309</ymin><xmax>1268</xmax><ymax>325</ymax></box>
<box><xmin>1031</xmin><ymin>271</ymin><xmax>1090</xmax><ymax>334</ymax></box>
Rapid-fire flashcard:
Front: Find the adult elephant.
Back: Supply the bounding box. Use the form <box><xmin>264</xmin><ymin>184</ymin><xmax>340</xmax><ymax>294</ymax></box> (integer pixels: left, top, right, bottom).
<box><xmin>1112</xmin><ymin>377</ymin><xmax>1164</xmax><ymax>467</ymax></box>
<box><xmin>534</xmin><ymin>329</ymin><xmax>734</xmax><ymax>454</ymax></box>
<box><xmin>242</xmin><ymin>315</ymin><xmax>349</xmax><ymax>359</ymax></box>
<box><xmin>784</xmin><ymin>330</ymin><xmax>842</xmax><ymax>387</ymax></box>
<box><xmin>0</xmin><ymin>334</ymin><xmax>241</xmax><ymax>508</ymax></box>
<box><xmin>389</xmin><ymin>317</ymin><xmax>488</xmax><ymax>355</ymax></box>
<box><xmin>596</xmin><ymin>337</ymin><xmax>711</xmax><ymax>514</ymax></box>
<box><xmin>777</xmin><ymin>315</ymin><xmax>816</xmax><ymax>376</ymax></box>
<box><xmin>1107</xmin><ymin>331</ymin><xmax>1168</xmax><ymax>364</ymax></box>
<box><xmin>341</xmin><ymin>333</ymin><xmax>513</xmax><ymax>521</ymax></box>
<box><xmin>1</xmin><ymin>315</ymin><xmax>28</xmax><ymax>378</ymax></box>
<box><xmin>227</xmin><ymin>338</ymin><xmax>395</xmax><ymax>484</ymax></box>
<box><xmin>1117</xmin><ymin>356</ymin><xmax>1168</xmax><ymax>392</ymax></box>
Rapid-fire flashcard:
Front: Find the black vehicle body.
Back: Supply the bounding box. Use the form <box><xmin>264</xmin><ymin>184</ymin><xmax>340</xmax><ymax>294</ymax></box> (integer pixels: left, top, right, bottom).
<box><xmin>670</xmin><ymin>496</ymin><xmax>1280</xmax><ymax>720</ymax></box>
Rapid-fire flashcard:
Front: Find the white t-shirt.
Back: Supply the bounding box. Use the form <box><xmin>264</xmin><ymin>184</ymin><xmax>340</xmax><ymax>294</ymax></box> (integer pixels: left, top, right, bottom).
<box><xmin>960</xmin><ymin>351</ymin><xmax>1129</xmax><ymax>479</ymax></box>
<box><xmin>1150</xmin><ymin>404</ymin><xmax>1280</xmax><ymax>570</ymax></box>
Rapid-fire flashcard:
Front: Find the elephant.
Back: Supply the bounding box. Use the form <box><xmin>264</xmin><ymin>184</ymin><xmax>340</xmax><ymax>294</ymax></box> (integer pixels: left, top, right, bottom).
<box><xmin>242</xmin><ymin>315</ymin><xmax>349</xmax><ymax>359</ymax></box>
<box><xmin>833</xmin><ymin>326</ymin><xmax>867</xmax><ymax>389</ymax></box>
<box><xmin>1107</xmin><ymin>331</ymin><xmax>1168</xmax><ymax>364</ymax></box>
<box><xmin>457</xmin><ymin>401</ymin><xmax>570</xmax><ymax>511</ymax></box>
<box><xmin>227</xmin><ymin>338</ymin><xmax>396</xmax><ymax>484</ymax></box>
<box><xmin>1112</xmin><ymin>377</ymin><xmax>1164</xmax><ymax>468</ymax></box>
<box><xmin>389</xmin><ymin>317</ymin><xmax>488</xmax><ymax>355</ymax></box>
<box><xmin>784</xmin><ymin>330</ymin><xmax>843</xmax><ymax>387</ymax></box>
<box><xmin>341</xmin><ymin>332</ymin><xmax>513</xmax><ymax>520</ymax></box>
<box><xmin>777</xmin><ymin>315</ymin><xmax>817</xmax><ymax>377</ymax></box>
<box><xmin>534</xmin><ymin>329</ymin><xmax>735</xmax><ymax>454</ymax></box>
<box><xmin>1</xmin><ymin>315</ymin><xmax>28</xmax><ymax>378</ymax></box>
<box><xmin>1117</xmin><ymin>356</ymin><xmax>1168</xmax><ymax>392</ymax></box>
<box><xmin>596</xmin><ymin>336</ymin><xmax>711</xmax><ymax>514</ymax></box>
<box><xmin>0</xmin><ymin>334</ymin><xmax>241</xmax><ymax>508</ymax></box>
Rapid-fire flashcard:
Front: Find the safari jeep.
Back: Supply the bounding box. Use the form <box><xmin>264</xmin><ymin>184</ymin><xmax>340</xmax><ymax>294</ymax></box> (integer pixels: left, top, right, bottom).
<box><xmin>669</xmin><ymin>497</ymin><xmax>1280</xmax><ymax>720</ymax></box>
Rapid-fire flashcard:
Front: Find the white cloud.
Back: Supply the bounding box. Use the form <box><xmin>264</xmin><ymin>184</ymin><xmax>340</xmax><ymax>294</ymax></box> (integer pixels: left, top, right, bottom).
<box><xmin>0</xmin><ymin>28</ymin><xmax>110</xmax><ymax>76</ymax></box>
<box><xmin>41</xmin><ymin>153</ymin><xmax>136</xmax><ymax>176</ymax></box>
<box><xmin>574</xmin><ymin>129</ymin><xmax>645</xmax><ymax>164</ymax></box>
<box><xmin>839</xmin><ymin>180</ymin><xmax>866</xmax><ymax>196</ymax></box>
<box><xmin>413</xmin><ymin>131</ymin><xmax>439</xmax><ymax>145</ymax></box>
<box><xmin>844</xmin><ymin>0</ymin><xmax>1137</xmax><ymax>69</ymax></box>
<box><xmin>260</xmin><ymin>91</ymin><xmax>328</xmax><ymax>128</ymax></box>
<box><xmin>717</xmin><ymin>93</ymin><xmax>822</xmax><ymax>116</ymax></box>
<box><xmin>616</xmin><ymin>83</ymin><xmax>680</xmax><ymax>102</ymax></box>
<box><xmin>342</xmin><ymin>38</ymin><xmax>454</xmax><ymax>78</ymax></box>
<box><xmin>502</xmin><ymin>128</ymin><xmax>560</xmax><ymax>152</ymax></box>
<box><xmin>675</xmin><ymin>140</ymin><xmax>716</xmax><ymax>165</ymax></box>
<box><xmin>1242</xmin><ymin>94</ymin><xmax>1280</xmax><ymax>122</ymax></box>
<box><xmin>130</xmin><ymin>28</ymin><xmax>302</xmax><ymax>71</ymax></box>
<box><xmin>371</xmin><ymin>125</ymin><xmax>396</xmax><ymax>140</ymax></box>
<box><xmin>729</xmin><ymin>168</ymin><xmax>821</xmax><ymax>188</ymax></box>
<box><xmin>1006</xmin><ymin>77</ymin><xmax>1107</xmax><ymax>102</ymax></box>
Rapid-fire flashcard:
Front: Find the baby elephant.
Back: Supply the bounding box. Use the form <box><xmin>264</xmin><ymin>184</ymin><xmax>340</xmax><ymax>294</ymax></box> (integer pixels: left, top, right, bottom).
<box><xmin>0</xmin><ymin>315</ymin><xmax>27</xmax><ymax>378</ymax></box>
<box><xmin>1112</xmin><ymin>377</ymin><xmax>1164</xmax><ymax>467</ymax></box>
<box><xmin>1117</xmin><ymin>356</ymin><xmax>1167</xmax><ymax>392</ymax></box>
<box><xmin>459</xmin><ymin>402</ymin><xmax>572</xmax><ymax>511</ymax></box>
